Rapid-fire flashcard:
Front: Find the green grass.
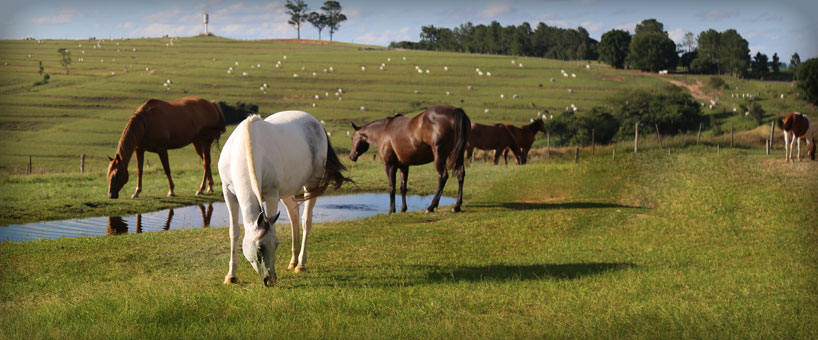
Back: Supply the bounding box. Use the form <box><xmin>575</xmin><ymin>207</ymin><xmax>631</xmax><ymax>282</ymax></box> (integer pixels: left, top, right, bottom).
<box><xmin>1</xmin><ymin>149</ymin><xmax>816</xmax><ymax>339</ymax></box>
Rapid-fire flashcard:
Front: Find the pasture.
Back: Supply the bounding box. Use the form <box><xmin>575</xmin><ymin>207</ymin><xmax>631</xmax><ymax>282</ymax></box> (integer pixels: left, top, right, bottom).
<box><xmin>1</xmin><ymin>37</ymin><xmax>817</xmax><ymax>338</ymax></box>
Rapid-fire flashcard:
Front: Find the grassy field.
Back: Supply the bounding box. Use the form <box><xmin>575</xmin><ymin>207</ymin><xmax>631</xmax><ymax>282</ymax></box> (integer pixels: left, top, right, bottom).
<box><xmin>0</xmin><ymin>36</ymin><xmax>814</xmax><ymax>224</ymax></box>
<box><xmin>1</xmin><ymin>148</ymin><xmax>816</xmax><ymax>339</ymax></box>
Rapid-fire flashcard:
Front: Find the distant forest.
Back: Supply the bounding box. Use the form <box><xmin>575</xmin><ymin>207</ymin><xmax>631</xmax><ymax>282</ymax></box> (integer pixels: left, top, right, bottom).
<box><xmin>389</xmin><ymin>21</ymin><xmax>598</xmax><ymax>61</ymax></box>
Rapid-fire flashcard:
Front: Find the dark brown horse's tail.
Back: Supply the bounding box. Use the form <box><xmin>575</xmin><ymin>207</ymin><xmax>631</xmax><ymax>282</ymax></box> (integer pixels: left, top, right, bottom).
<box><xmin>301</xmin><ymin>135</ymin><xmax>353</xmax><ymax>201</ymax></box>
<box><xmin>211</xmin><ymin>100</ymin><xmax>227</xmax><ymax>150</ymax></box>
<box><xmin>446</xmin><ymin>107</ymin><xmax>471</xmax><ymax>169</ymax></box>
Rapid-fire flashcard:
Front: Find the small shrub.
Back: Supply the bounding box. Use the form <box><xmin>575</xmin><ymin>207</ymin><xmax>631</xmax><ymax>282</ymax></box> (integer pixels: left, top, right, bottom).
<box><xmin>709</xmin><ymin>76</ymin><xmax>725</xmax><ymax>89</ymax></box>
<box><xmin>218</xmin><ymin>101</ymin><xmax>259</xmax><ymax>125</ymax></box>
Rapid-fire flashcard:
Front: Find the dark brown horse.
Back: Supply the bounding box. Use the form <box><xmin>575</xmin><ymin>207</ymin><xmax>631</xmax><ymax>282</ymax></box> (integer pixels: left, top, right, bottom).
<box><xmin>107</xmin><ymin>96</ymin><xmax>225</xmax><ymax>199</ymax></box>
<box><xmin>466</xmin><ymin>122</ymin><xmax>522</xmax><ymax>165</ymax></box>
<box><xmin>502</xmin><ymin>118</ymin><xmax>547</xmax><ymax>164</ymax></box>
<box><xmin>349</xmin><ymin>104</ymin><xmax>470</xmax><ymax>213</ymax></box>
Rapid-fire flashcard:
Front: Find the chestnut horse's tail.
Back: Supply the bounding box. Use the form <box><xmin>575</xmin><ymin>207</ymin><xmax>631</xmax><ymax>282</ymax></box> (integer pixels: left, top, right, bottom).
<box><xmin>211</xmin><ymin>100</ymin><xmax>227</xmax><ymax>151</ymax></box>
<box><xmin>446</xmin><ymin>107</ymin><xmax>471</xmax><ymax>169</ymax></box>
<box><xmin>301</xmin><ymin>130</ymin><xmax>352</xmax><ymax>201</ymax></box>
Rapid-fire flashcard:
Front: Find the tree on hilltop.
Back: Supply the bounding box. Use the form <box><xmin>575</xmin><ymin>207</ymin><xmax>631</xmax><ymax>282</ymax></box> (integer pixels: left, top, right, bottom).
<box><xmin>308</xmin><ymin>12</ymin><xmax>328</xmax><ymax>40</ymax></box>
<box><xmin>322</xmin><ymin>1</ymin><xmax>347</xmax><ymax>42</ymax></box>
<box><xmin>598</xmin><ymin>29</ymin><xmax>631</xmax><ymax>69</ymax></box>
<box><xmin>285</xmin><ymin>0</ymin><xmax>310</xmax><ymax>40</ymax></box>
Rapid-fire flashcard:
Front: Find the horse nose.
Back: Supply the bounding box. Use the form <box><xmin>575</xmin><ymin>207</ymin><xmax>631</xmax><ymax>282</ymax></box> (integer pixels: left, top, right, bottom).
<box><xmin>263</xmin><ymin>276</ymin><xmax>276</xmax><ymax>287</ymax></box>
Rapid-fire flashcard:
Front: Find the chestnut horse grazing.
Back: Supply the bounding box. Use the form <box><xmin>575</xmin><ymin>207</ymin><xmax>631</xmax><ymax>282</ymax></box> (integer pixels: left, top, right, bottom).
<box><xmin>502</xmin><ymin>118</ymin><xmax>547</xmax><ymax>164</ymax></box>
<box><xmin>350</xmin><ymin>104</ymin><xmax>471</xmax><ymax>213</ymax></box>
<box><xmin>777</xmin><ymin>112</ymin><xmax>815</xmax><ymax>161</ymax></box>
<box><xmin>466</xmin><ymin>122</ymin><xmax>522</xmax><ymax>165</ymax></box>
<box><xmin>220</xmin><ymin>112</ymin><xmax>349</xmax><ymax>286</ymax></box>
<box><xmin>107</xmin><ymin>97</ymin><xmax>225</xmax><ymax>199</ymax></box>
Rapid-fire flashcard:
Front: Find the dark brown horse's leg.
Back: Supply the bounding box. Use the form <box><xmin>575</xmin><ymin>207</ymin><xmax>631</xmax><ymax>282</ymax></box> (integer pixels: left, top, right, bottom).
<box><xmin>157</xmin><ymin>150</ymin><xmax>175</xmax><ymax>197</ymax></box>
<box><xmin>193</xmin><ymin>141</ymin><xmax>213</xmax><ymax>195</ymax></box>
<box><xmin>453</xmin><ymin>161</ymin><xmax>465</xmax><ymax>212</ymax></box>
<box><xmin>427</xmin><ymin>156</ymin><xmax>449</xmax><ymax>212</ymax></box>
<box><xmin>493</xmin><ymin>149</ymin><xmax>501</xmax><ymax>165</ymax></box>
<box><xmin>466</xmin><ymin>146</ymin><xmax>474</xmax><ymax>165</ymax></box>
<box><xmin>503</xmin><ymin>148</ymin><xmax>509</xmax><ymax>165</ymax></box>
<box><xmin>203</xmin><ymin>142</ymin><xmax>214</xmax><ymax>193</ymax></box>
<box><xmin>385</xmin><ymin>164</ymin><xmax>398</xmax><ymax>214</ymax></box>
<box><xmin>521</xmin><ymin>147</ymin><xmax>529</xmax><ymax>164</ymax></box>
<box><xmin>399</xmin><ymin>165</ymin><xmax>409</xmax><ymax>212</ymax></box>
<box><xmin>132</xmin><ymin>149</ymin><xmax>145</xmax><ymax>198</ymax></box>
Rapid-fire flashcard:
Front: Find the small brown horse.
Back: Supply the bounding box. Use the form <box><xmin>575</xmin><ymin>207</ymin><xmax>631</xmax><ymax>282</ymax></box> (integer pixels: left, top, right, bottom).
<box><xmin>502</xmin><ymin>118</ymin><xmax>547</xmax><ymax>164</ymax></box>
<box><xmin>349</xmin><ymin>104</ymin><xmax>471</xmax><ymax>213</ymax></box>
<box><xmin>466</xmin><ymin>122</ymin><xmax>522</xmax><ymax>165</ymax></box>
<box><xmin>107</xmin><ymin>96</ymin><xmax>225</xmax><ymax>199</ymax></box>
<box><xmin>777</xmin><ymin>112</ymin><xmax>815</xmax><ymax>161</ymax></box>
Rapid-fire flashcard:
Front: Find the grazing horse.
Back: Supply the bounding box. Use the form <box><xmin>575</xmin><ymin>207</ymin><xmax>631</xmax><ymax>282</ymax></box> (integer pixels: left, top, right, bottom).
<box><xmin>349</xmin><ymin>104</ymin><xmax>470</xmax><ymax>213</ymax></box>
<box><xmin>777</xmin><ymin>112</ymin><xmax>815</xmax><ymax>161</ymax></box>
<box><xmin>107</xmin><ymin>96</ymin><xmax>225</xmax><ymax>199</ymax></box>
<box><xmin>502</xmin><ymin>118</ymin><xmax>547</xmax><ymax>164</ymax></box>
<box><xmin>466</xmin><ymin>122</ymin><xmax>522</xmax><ymax>165</ymax></box>
<box><xmin>219</xmin><ymin>112</ymin><xmax>348</xmax><ymax>286</ymax></box>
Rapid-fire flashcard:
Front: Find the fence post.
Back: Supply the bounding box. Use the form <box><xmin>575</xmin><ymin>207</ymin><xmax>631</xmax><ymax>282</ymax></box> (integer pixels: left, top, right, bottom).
<box><xmin>766</xmin><ymin>139</ymin><xmax>770</xmax><ymax>155</ymax></box>
<box><xmin>80</xmin><ymin>154</ymin><xmax>85</xmax><ymax>173</ymax></box>
<box><xmin>591</xmin><ymin>128</ymin><xmax>595</xmax><ymax>155</ymax></box>
<box><xmin>730</xmin><ymin>123</ymin><xmax>734</xmax><ymax>148</ymax></box>
<box><xmin>28</xmin><ymin>155</ymin><xmax>32</xmax><ymax>174</ymax></box>
<box><xmin>612</xmin><ymin>146</ymin><xmax>615</xmax><ymax>160</ymax></box>
<box><xmin>575</xmin><ymin>146</ymin><xmax>579</xmax><ymax>162</ymax></box>
<box><xmin>546</xmin><ymin>131</ymin><xmax>550</xmax><ymax>158</ymax></box>
<box><xmin>769</xmin><ymin>120</ymin><xmax>775</xmax><ymax>150</ymax></box>
<box><xmin>717</xmin><ymin>144</ymin><xmax>720</xmax><ymax>155</ymax></box>
<box><xmin>655</xmin><ymin>123</ymin><xmax>663</xmax><ymax>149</ymax></box>
<box><xmin>697</xmin><ymin>122</ymin><xmax>702</xmax><ymax>145</ymax></box>
<box><xmin>634</xmin><ymin>122</ymin><xmax>639</xmax><ymax>153</ymax></box>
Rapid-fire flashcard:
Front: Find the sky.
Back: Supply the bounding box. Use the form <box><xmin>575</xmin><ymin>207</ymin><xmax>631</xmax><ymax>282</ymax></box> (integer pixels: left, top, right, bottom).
<box><xmin>1</xmin><ymin>0</ymin><xmax>816</xmax><ymax>60</ymax></box>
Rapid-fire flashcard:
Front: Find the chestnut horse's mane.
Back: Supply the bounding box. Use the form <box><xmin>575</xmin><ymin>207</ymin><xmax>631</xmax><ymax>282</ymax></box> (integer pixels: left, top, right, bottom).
<box><xmin>114</xmin><ymin>109</ymin><xmax>147</xmax><ymax>162</ymax></box>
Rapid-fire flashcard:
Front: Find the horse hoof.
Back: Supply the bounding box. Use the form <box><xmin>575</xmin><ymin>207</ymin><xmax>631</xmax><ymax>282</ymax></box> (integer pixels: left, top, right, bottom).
<box><xmin>224</xmin><ymin>276</ymin><xmax>238</xmax><ymax>285</ymax></box>
<box><xmin>167</xmin><ymin>192</ymin><xmax>176</xmax><ymax>197</ymax></box>
<box><xmin>131</xmin><ymin>193</ymin><xmax>140</xmax><ymax>199</ymax></box>
<box><xmin>294</xmin><ymin>267</ymin><xmax>306</xmax><ymax>273</ymax></box>
<box><xmin>287</xmin><ymin>262</ymin><xmax>297</xmax><ymax>270</ymax></box>
<box><xmin>426</xmin><ymin>208</ymin><xmax>434</xmax><ymax>213</ymax></box>
<box><xmin>194</xmin><ymin>191</ymin><xmax>202</xmax><ymax>196</ymax></box>
<box><xmin>452</xmin><ymin>207</ymin><xmax>462</xmax><ymax>213</ymax></box>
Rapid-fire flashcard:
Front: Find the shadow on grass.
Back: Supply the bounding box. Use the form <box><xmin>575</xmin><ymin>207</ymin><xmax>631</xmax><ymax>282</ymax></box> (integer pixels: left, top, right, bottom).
<box><xmin>470</xmin><ymin>201</ymin><xmax>642</xmax><ymax>211</ymax></box>
<box><xmin>424</xmin><ymin>262</ymin><xmax>636</xmax><ymax>282</ymax></box>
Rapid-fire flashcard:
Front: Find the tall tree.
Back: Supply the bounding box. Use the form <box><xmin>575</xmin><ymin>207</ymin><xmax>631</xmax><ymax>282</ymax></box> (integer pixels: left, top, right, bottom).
<box><xmin>681</xmin><ymin>32</ymin><xmax>697</xmax><ymax>53</ymax></box>
<box><xmin>285</xmin><ymin>0</ymin><xmax>310</xmax><ymax>40</ymax></box>
<box><xmin>771</xmin><ymin>53</ymin><xmax>780</xmax><ymax>73</ymax></box>
<box><xmin>751</xmin><ymin>51</ymin><xmax>769</xmax><ymax>74</ymax></box>
<box><xmin>597</xmin><ymin>29</ymin><xmax>631</xmax><ymax>69</ymax></box>
<box><xmin>717</xmin><ymin>29</ymin><xmax>750</xmax><ymax>77</ymax></box>
<box><xmin>626</xmin><ymin>32</ymin><xmax>678</xmax><ymax>72</ymax></box>
<box><xmin>634</xmin><ymin>18</ymin><xmax>665</xmax><ymax>35</ymax></box>
<box><xmin>796</xmin><ymin>58</ymin><xmax>818</xmax><ymax>106</ymax></box>
<box><xmin>322</xmin><ymin>1</ymin><xmax>347</xmax><ymax>42</ymax></box>
<box><xmin>308</xmin><ymin>12</ymin><xmax>328</xmax><ymax>40</ymax></box>
<box><xmin>790</xmin><ymin>52</ymin><xmax>801</xmax><ymax>79</ymax></box>
<box><xmin>57</xmin><ymin>48</ymin><xmax>71</xmax><ymax>75</ymax></box>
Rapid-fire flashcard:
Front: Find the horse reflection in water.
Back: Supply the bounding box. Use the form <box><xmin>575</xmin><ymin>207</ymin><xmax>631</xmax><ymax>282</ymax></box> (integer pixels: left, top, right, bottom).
<box><xmin>106</xmin><ymin>203</ymin><xmax>213</xmax><ymax>235</ymax></box>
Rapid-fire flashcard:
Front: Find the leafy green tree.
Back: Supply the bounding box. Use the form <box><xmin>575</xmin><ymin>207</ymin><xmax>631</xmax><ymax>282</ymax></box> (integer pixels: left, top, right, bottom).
<box><xmin>692</xmin><ymin>29</ymin><xmax>720</xmax><ymax>74</ymax></box>
<box><xmin>751</xmin><ymin>52</ymin><xmax>769</xmax><ymax>74</ymax></box>
<box><xmin>626</xmin><ymin>32</ymin><xmax>678</xmax><ymax>72</ymax></box>
<box><xmin>38</xmin><ymin>61</ymin><xmax>44</xmax><ymax>75</ymax></box>
<box><xmin>634</xmin><ymin>19</ymin><xmax>665</xmax><ymax>35</ymax></box>
<box><xmin>681</xmin><ymin>32</ymin><xmax>696</xmax><ymax>53</ymax></box>
<box><xmin>796</xmin><ymin>58</ymin><xmax>818</xmax><ymax>106</ymax></box>
<box><xmin>717</xmin><ymin>29</ymin><xmax>750</xmax><ymax>77</ymax></box>
<box><xmin>57</xmin><ymin>48</ymin><xmax>71</xmax><ymax>74</ymax></box>
<box><xmin>322</xmin><ymin>1</ymin><xmax>347</xmax><ymax>42</ymax></box>
<box><xmin>771</xmin><ymin>53</ymin><xmax>780</xmax><ymax>73</ymax></box>
<box><xmin>285</xmin><ymin>0</ymin><xmax>310</xmax><ymax>40</ymax></box>
<box><xmin>742</xmin><ymin>99</ymin><xmax>765</xmax><ymax>125</ymax></box>
<box><xmin>308</xmin><ymin>12</ymin><xmax>328</xmax><ymax>40</ymax></box>
<box><xmin>598</xmin><ymin>29</ymin><xmax>631</xmax><ymax>68</ymax></box>
<box><xmin>679</xmin><ymin>50</ymin><xmax>697</xmax><ymax>71</ymax></box>
<box><xmin>790</xmin><ymin>52</ymin><xmax>801</xmax><ymax>79</ymax></box>
<box><xmin>613</xmin><ymin>85</ymin><xmax>702</xmax><ymax>140</ymax></box>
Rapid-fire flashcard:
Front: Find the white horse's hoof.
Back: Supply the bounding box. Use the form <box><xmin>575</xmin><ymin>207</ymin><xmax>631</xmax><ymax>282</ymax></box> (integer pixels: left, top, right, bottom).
<box><xmin>294</xmin><ymin>267</ymin><xmax>306</xmax><ymax>273</ymax></box>
<box><xmin>224</xmin><ymin>276</ymin><xmax>238</xmax><ymax>284</ymax></box>
<box><xmin>287</xmin><ymin>262</ymin><xmax>297</xmax><ymax>270</ymax></box>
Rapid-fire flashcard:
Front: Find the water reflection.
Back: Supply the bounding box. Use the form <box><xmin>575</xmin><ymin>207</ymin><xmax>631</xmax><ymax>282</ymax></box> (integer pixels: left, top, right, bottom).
<box><xmin>105</xmin><ymin>204</ymin><xmax>212</xmax><ymax>236</ymax></box>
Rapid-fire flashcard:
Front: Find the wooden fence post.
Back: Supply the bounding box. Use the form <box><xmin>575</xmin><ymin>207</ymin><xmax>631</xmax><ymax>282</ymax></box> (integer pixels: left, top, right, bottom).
<box><xmin>717</xmin><ymin>144</ymin><xmax>720</xmax><ymax>155</ymax></box>
<box><xmin>575</xmin><ymin>146</ymin><xmax>579</xmax><ymax>162</ymax></box>
<box><xmin>655</xmin><ymin>123</ymin><xmax>663</xmax><ymax>149</ymax></box>
<box><xmin>80</xmin><ymin>154</ymin><xmax>85</xmax><ymax>173</ymax></box>
<box><xmin>612</xmin><ymin>146</ymin><xmax>615</xmax><ymax>160</ymax></box>
<box><xmin>28</xmin><ymin>155</ymin><xmax>32</xmax><ymax>174</ymax></box>
<box><xmin>634</xmin><ymin>122</ymin><xmax>639</xmax><ymax>153</ymax></box>
<box><xmin>730</xmin><ymin>123</ymin><xmax>734</xmax><ymax>148</ymax></box>
<box><xmin>697</xmin><ymin>122</ymin><xmax>702</xmax><ymax>145</ymax></box>
<box><xmin>766</xmin><ymin>139</ymin><xmax>770</xmax><ymax>155</ymax></box>
<box><xmin>769</xmin><ymin>120</ymin><xmax>775</xmax><ymax>150</ymax></box>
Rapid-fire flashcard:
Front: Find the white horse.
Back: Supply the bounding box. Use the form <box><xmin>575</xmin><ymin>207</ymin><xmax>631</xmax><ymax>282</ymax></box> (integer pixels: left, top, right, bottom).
<box><xmin>219</xmin><ymin>112</ymin><xmax>348</xmax><ymax>286</ymax></box>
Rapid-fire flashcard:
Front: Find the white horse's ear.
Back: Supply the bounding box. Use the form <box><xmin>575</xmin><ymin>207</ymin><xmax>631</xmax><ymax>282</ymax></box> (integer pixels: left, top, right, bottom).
<box><xmin>351</xmin><ymin>122</ymin><xmax>360</xmax><ymax>131</ymax></box>
<box><xmin>256</xmin><ymin>211</ymin><xmax>266</xmax><ymax>227</ymax></box>
<box><xmin>255</xmin><ymin>211</ymin><xmax>269</xmax><ymax>240</ymax></box>
<box><xmin>269</xmin><ymin>212</ymin><xmax>280</xmax><ymax>224</ymax></box>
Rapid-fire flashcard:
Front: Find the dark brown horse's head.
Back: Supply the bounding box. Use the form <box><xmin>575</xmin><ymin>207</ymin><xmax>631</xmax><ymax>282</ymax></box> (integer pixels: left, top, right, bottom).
<box><xmin>529</xmin><ymin>117</ymin><xmax>546</xmax><ymax>134</ymax></box>
<box><xmin>107</xmin><ymin>154</ymin><xmax>129</xmax><ymax>199</ymax></box>
<box><xmin>349</xmin><ymin>123</ymin><xmax>370</xmax><ymax>162</ymax></box>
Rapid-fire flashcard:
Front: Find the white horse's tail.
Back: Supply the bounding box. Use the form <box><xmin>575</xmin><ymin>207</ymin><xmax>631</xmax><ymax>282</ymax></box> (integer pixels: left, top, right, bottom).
<box><xmin>243</xmin><ymin>115</ymin><xmax>265</xmax><ymax>211</ymax></box>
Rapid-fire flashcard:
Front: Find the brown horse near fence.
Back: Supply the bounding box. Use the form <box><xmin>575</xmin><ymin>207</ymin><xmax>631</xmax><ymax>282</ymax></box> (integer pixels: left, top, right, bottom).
<box><xmin>349</xmin><ymin>104</ymin><xmax>471</xmax><ymax>213</ymax></box>
<box><xmin>466</xmin><ymin>122</ymin><xmax>522</xmax><ymax>165</ymax></box>
<box><xmin>502</xmin><ymin>118</ymin><xmax>547</xmax><ymax>164</ymax></box>
<box><xmin>107</xmin><ymin>96</ymin><xmax>225</xmax><ymax>199</ymax></box>
<box><xmin>777</xmin><ymin>112</ymin><xmax>815</xmax><ymax>161</ymax></box>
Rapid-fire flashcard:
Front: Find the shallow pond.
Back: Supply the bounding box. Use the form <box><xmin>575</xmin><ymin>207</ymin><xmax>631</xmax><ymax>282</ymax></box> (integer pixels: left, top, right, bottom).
<box><xmin>0</xmin><ymin>193</ymin><xmax>456</xmax><ymax>242</ymax></box>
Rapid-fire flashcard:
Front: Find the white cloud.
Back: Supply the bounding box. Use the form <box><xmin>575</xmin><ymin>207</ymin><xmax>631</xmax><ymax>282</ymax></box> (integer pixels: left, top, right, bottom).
<box><xmin>546</xmin><ymin>20</ymin><xmax>602</xmax><ymax>32</ymax></box>
<box><xmin>32</xmin><ymin>9</ymin><xmax>80</xmax><ymax>24</ymax></box>
<box><xmin>116</xmin><ymin>22</ymin><xmax>134</xmax><ymax>29</ymax></box>
<box><xmin>668</xmin><ymin>28</ymin><xmax>684</xmax><ymax>43</ymax></box>
<box><xmin>355</xmin><ymin>26</ymin><xmax>412</xmax><ymax>45</ymax></box>
<box><xmin>129</xmin><ymin>23</ymin><xmax>200</xmax><ymax>37</ymax></box>
<box><xmin>613</xmin><ymin>21</ymin><xmax>638</xmax><ymax>33</ymax></box>
<box><xmin>697</xmin><ymin>9</ymin><xmax>739</xmax><ymax>21</ymax></box>
<box><xmin>481</xmin><ymin>4</ymin><xmax>510</xmax><ymax>18</ymax></box>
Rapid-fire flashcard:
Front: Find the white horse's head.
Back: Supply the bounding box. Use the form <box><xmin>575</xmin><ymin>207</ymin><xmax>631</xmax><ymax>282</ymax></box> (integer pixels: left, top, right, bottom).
<box><xmin>243</xmin><ymin>211</ymin><xmax>280</xmax><ymax>286</ymax></box>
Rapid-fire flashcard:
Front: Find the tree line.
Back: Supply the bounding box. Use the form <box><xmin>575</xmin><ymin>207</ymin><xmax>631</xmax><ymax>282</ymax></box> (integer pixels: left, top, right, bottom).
<box><xmin>285</xmin><ymin>0</ymin><xmax>347</xmax><ymax>41</ymax></box>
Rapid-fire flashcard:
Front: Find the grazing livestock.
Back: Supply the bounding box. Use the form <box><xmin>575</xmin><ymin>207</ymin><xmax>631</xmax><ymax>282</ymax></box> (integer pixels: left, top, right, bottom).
<box><xmin>466</xmin><ymin>122</ymin><xmax>522</xmax><ymax>165</ymax></box>
<box><xmin>107</xmin><ymin>97</ymin><xmax>225</xmax><ymax>199</ymax></box>
<box><xmin>501</xmin><ymin>117</ymin><xmax>548</xmax><ymax>164</ymax></box>
<box><xmin>219</xmin><ymin>112</ymin><xmax>349</xmax><ymax>286</ymax></box>
<box><xmin>777</xmin><ymin>113</ymin><xmax>816</xmax><ymax>161</ymax></box>
<box><xmin>349</xmin><ymin>105</ymin><xmax>471</xmax><ymax>213</ymax></box>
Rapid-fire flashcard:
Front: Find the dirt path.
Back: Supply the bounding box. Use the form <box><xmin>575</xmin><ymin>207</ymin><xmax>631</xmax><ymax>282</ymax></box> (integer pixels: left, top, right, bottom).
<box><xmin>664</xmin><ymin>78</ymin><xmax>712</xmax><ymax>102</ymax></box>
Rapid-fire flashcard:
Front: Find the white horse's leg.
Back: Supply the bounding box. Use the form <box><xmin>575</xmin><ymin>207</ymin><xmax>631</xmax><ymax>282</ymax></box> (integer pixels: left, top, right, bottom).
<box><xmin>281</xmin><ymin>196</ymin><xmax>301</xmax><ymax>270</ymax></box>
<box><xmin>787</xmin><ymin>132</ymin><xmax>794</xmax><ymax>162</ymax></box>
<box><xmin>296</xmin><ymin>195</ymin><xmax>317</xmax><ymax>273</ymax></box>
<box><xmin>224</xmin><ymin>185</ymin><xmax>241</xmax><ymax>284</ymax></box>
<box><xmin>797</xmin><ymin>136</ymin><xmax>803</xmax><ymax>161</ymax></box>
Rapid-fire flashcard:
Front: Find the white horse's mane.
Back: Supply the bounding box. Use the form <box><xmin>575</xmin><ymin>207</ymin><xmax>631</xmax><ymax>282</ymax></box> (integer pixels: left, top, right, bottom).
<box><xmin>243</xmin><ymin>114</ymin><xmax>264</xmax><ymax>212</ymax></box>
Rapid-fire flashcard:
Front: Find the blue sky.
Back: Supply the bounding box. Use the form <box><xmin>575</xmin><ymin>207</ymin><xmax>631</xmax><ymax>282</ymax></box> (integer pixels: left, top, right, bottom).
<box><xmin>2</xmin><ymin>0</ymin><xmax>816</xmax><ymax>59</ymax></box>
